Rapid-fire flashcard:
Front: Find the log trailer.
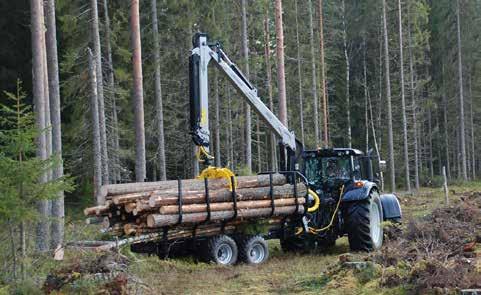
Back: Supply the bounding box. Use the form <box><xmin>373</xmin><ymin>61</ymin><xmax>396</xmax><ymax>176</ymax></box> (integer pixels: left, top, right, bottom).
<box><xmin>125</xmin><ymin>33</ymin><xmax>401</xmax><ymax>265</ymax></box>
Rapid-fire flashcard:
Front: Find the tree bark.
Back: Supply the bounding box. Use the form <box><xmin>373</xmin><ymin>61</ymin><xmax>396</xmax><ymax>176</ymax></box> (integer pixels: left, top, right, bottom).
<box><xmin>407</xmin><ymin>6</ymin><xmax>420</xmax><ymax>188</ymax></box>
<box><xmin>263</xmin><ymin>12</ymin><xmax>277</xmax><ymax>171</ymax></box>
<box><xmin>363</xmin><ymin>39</ymin><xmax>369</xmax><ymax>153</ymax></box>
<box><xmin>468</xmin><ymin>75</ymin><xmax>476</xmax><ymax>179</ymax></box>
<box><xmin>45</xmin><ymin>0</ymin><xmax>64</xmax><ymax>250</ymax></box>
<box><xmin>456</xmin><ymin>0</ymin><xmax>468</xmax><ymax>181</ymax></box>
<box><xmin>31</xmin><ymin>0</ymin><xmax>49</xmax><ymax>252</ymax></box>
<box><xmin>295</xmin><ymin>0</ymin><xmax>305</xmax><ymax>145</ymax></box>
<box><xmin>274</xmin><ymin>0</ymin><xmax>287</xmax><ymax>127</ymax></box>
<box><xmin>101</xmin><ymin>173</ymin><xmax>287</xmax><ymax>199</ymax></box>
<box><xmin>214</xmin><ymin>71</ymin><xmax>221</xmax><ymax>167</ymax></box>
<box><xmin>397</xmin><ymin>0</ymin><xmax>411</xmax><ymax>192</ymax></box>
<box><xmin>227</xmin><ymin>86</ymin><xmax>234</xmax><ymax>169</ymax></box>
<box><xmin>382</xmin><ymin>0</ymin><xmax>396</xmax><ymax>192</ymax></box>
<box><xmin>90</xmin><ymin>0</ymin><xmax>109</xmax><ymax>184</ymax></box>
<box><xmin>103</xmin><ymin>0</ymin><xmax>120</xmax><ymax>183</ymax></box>
<box><xmin>148</xmin><ymin>183</ymin><xmax>304</xmax><ymax>208</ymax></box>
<box><xmin>88</xmin><ymin>48</ymin><xmax>103</xmax><ymax>204</ymax></box>
<box><xmin>151</xmin><ymin>0</ymin><xmax>166</xmax><ymax>181</ymax></box>
<box><xmin>341</xmin><ymin>0</ymin><xmax>351</xmax><ymax>148</ymax></box>
<box><xmin>307</xmin><ymin>0</ymin><xmax>319</xmax><ymax>146</ymax></box>
<box><xmin>318</xmin><ymin>0</ymin><xmax>328</xmax><ymax>147</ymax></box>
<box><xmin>147</xmin><ymin>206</ymin><xmax>303</xmax><ymax>228</ymax></box>
<box><xmin>131</xmin><ymin>0</ymin><xmax>146</xmax><ymax>182</ymax></box>
<box><xmin>159</xmin><ymin>198</ymin><xmax>304</xmax><ymax>215</ymax></box>
<box><xmin>241</xmin><ymin>0</ymin><xmax>252</xmax><ymax>172</ymax></box>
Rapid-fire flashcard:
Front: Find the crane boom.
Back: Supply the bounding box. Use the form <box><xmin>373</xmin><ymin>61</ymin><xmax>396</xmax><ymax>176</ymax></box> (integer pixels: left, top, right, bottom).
<box><xmin>189</xmin><ymin>33</ymin><xmax>298</xmax><ymax>166</ymax></box>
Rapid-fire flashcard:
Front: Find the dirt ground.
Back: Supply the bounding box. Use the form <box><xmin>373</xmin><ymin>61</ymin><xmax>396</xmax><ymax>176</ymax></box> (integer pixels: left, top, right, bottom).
<box><xmin>42</xmin><ymin>183</ymin><xmax>481</xmax><ymax>294</ymax></box>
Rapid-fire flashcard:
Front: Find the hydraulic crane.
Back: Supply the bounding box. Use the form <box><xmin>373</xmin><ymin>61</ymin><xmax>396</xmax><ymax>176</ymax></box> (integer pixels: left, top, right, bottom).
<box><xmin>189</xmin><ymin>33</ymin><xmax>301</xmax><ymax>173</ymax></box>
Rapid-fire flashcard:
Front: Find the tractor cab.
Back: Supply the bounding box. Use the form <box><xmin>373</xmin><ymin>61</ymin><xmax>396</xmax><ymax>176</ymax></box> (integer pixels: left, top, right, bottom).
<box><xmin>301</xmin><ymin>148</ymin><xmax>376</xmax><ymax>195</ymax></box>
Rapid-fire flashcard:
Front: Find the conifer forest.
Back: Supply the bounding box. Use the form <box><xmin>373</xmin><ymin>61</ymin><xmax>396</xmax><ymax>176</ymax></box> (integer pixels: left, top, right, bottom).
<box><xmin>1</xmin><ymin>0</ymin><xmax>481</xmax><ymax>293</ymax></box>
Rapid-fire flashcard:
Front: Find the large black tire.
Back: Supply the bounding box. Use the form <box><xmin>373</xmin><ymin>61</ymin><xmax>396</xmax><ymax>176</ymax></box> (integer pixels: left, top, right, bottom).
<box><xmin>344</xmin><ymin>191</ymin><xmax>383</xmax><ymax>251</ymax></box>
<box><xmin>280</xmin><ymin>236</ymin><xmax>306</xmax><ymax>253</ymax></box>
<box><xmin>238</xmin><ymin>235</ymin><xmax>269</xmax><ymax>265</ymax></box>
<box><xmin>203</xmin><ymin>235</ymin><xmax>238</xmax><ymax>265</ymax></box>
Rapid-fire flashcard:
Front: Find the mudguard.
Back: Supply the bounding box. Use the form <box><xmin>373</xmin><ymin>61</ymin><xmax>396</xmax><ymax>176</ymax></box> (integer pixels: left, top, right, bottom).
<box><xmin>341</xmin><ymin>181</ymin><xmax>377</xmax><ymax>202</ymax></box>
<box><xmin>379</xmin><ymin>194</ymin><xmax>402</xmax><ymax>221</ymax></box>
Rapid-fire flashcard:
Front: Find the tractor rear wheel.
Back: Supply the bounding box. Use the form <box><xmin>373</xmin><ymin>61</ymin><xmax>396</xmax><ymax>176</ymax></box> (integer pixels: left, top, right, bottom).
<box><xmin>280</xmin><ymin>236</ymin><xmax>305</xmax><ymax>253</ymax></box>
<box><xmin>344</xmin><ymin>191</ymin><xmax>383</xmax><ymax>251</ymax></box>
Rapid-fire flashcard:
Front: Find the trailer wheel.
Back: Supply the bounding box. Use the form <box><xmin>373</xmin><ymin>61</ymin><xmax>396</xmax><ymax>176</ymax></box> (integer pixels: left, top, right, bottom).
<box><xmin>204</xmin><ymin>235</ymin><xmax>238</xmax><ymax>265</ymax></box>
<box><xmin>238</xmin><ymin>235</ymin><xmax>269</xmax><ymax>265</ymax></box>
<box><xmin>344</xmin><ymin>191</ymin><xmax>383</xmax><ymax>251</ymax></box>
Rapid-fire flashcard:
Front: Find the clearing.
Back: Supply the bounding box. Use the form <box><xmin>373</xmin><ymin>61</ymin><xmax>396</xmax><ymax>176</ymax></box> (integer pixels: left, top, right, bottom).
<box><xmin>24</xmin><ymin>183</ymin><xmax>481</xmax><ymax>294</ymax></box>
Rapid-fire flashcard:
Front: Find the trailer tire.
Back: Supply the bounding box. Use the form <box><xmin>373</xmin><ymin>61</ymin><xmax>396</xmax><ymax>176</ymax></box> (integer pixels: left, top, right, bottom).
<box><xmin>238</xmin><ymin>235</ymin><xmax>269</xmax><ymax>265</ymax></box>
<box><xmin>344</xmin><ymin>191</ymin><xmax>383</xmax><ymax>251</ymax></box>
<box><xmin>203</xmin><ymin>235</ymin><xmax>238</xmax><ymax>265</ymax></box>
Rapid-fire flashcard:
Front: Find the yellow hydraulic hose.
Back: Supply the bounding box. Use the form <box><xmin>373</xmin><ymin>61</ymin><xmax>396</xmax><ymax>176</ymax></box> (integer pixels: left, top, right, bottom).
<box><xmin>296</xmin><ymin>185</ymin><xmax>345</xmax><ymax>235</ymax></box>
<box><xmin>307</xmin><ymin>189</ymin><xmax>320</xmax><ymax>213</ymax></box>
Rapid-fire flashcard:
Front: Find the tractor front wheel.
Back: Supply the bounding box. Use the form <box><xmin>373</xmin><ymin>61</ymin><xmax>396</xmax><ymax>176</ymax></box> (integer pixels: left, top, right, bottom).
<box><xmin>344</xmin><ymin>191</ymin><xmax>383</xmax><ymax>251</ymax></box>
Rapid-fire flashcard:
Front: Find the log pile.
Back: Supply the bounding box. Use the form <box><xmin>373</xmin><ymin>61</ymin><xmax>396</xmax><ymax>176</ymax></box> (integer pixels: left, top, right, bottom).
<box><xmin>84</xmin><ymin>174</ymin><xmax>306</xmax><ymax>239</ymax></box>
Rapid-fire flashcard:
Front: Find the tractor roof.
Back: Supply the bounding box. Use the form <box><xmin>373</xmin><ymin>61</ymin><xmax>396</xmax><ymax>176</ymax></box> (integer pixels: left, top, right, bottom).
<box><xmin>303</xmin><ymin>148</ymin><xmax>364</xmax><ymax>157</ymax></box>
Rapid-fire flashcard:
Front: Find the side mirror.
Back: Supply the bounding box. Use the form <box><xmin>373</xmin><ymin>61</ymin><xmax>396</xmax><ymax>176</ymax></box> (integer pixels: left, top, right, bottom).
<box><xmin>379</xmin><ymin>160</ymin><xmax>387</xmax><ymax>172</ymax></box>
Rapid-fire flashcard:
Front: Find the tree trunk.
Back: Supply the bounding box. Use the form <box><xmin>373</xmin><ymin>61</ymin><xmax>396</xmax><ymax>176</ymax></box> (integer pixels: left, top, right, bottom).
<box><xmin>428</xmin><ymin>105</ymin><xmax>434</xmax><ymax>179</ymax></box>
<box><xmin>318</xmin><ymin>0</ymin><xmax>328</xmax><ymax>147</ymax></box>
<box><xmin>88</xmin><ymin>48</ymin><xmax>103</xmax><ymax>204</ymax></box>
<box><xmin>469</xmin><ymin>74</ymin><xmax>476</xmax><ymax>179</ymax></box>
<box><xmin>456</xmin><ymin>0</ymin><xmax>468</xmax><ymax>181</ymax></box>
<box><xmin>45</xmin><ymin>0</ymin><xmax>64</xmax><ymax>250</ymax></box>
<box><xmin>90</xmin><ymin>0</ymin><xmax>109</xmax><ymax>184</ymax></box>
<box><xmin>382</xmin><ymin>0</ymin><xmax>396</xmax><ymax>192</ymax></box>
<box><xmin>20</xmin><ymin>221</ymin><xmax>26</xmax><ymax>280</ymax></box>
<box><xmin>227</xmin><ymin>86</ymin><xmax>234</xmax><ymax>169</ymax></box>
<box><xmin>147</xmin><ymin>206</ymin><xmax>303</xmax><ymax>228</ymax></box>
<box><xmin>397</xmin><ymin>0</ymin><xmax>411</xmax><ymax>192</ymax></box>
<box><xmin>159</xmin><ymin>198</ymin><xmax>303</xmax><ymax>215</ymax></box>
<box><xmin>307</xmin><ymin>0</ymin><xmax>319</xmax><ymax>146</ymax></box>
<box><xmin>407</xmin><ymin>7</ymin><xmax>420</xmax><ymax>189</ymax></box>
<box><xmin>41</xmin><ymin>0</ymin><xmax>52</xmax><ymax>249</ymax></box>
<box><xmin>341</xmin><ymin>0</ymin><xmax>351</xmax><ymax>148</ymax></box>
<box><xmin>263</xmin><ymin>12</ymin><xmax>277</xmax><ymax>171</ymax></box>
<box><xmin>214</xmin><ymin>71</ymin><xmax>221</xmax><ymax>167</ymax></box>
<box><xmin>241</xmin><ymin>0</ymin><xmax>252</xmax><ymax>172</ymax></box>
<box><xmin>131</xmin><ymin>0</ymin><xmax>146</xmax><ymax>182</ymax></box>
<box><xmin>151</xmin><ymin>0</ymin><xmax>166</xmax><ymax>181</ymax></box>
<box><xmin>31</xmin><ymin>0</ymin><xmax>49</xmax><ymax>252</ymax></box>
<box><xmin>103</xmin><ymin>0</ymin><xmax>120</xmax><ymax>183</ymax></box>
<box><xmin>363</xmin><ymin>39</ymin><xmax>369</xmax><ymax>153</ymax></box>
<box><xmin>275</xmin><ymin>0</ymin><xmax>287</xmax><ymax>128</ymax></box>
<box><xmin>295</xmin><ymin>0</ymin><xmax>305</xmax><ymax>145</ymax></box>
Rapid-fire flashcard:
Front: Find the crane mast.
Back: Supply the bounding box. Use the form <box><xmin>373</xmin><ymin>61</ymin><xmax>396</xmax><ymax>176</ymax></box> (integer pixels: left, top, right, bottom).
<box><xmin>189</xmin><ymin>33</ymin><xmax>300</xmax><ymax>170</ymax></box>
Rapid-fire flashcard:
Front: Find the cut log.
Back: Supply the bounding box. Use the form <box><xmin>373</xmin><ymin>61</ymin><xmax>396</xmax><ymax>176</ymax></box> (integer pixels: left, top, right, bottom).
<box><xmin>83</xmin><ymin>201</ymin><xmax>112</xmax><ymax>216</ymax></box>
<box><xmin>146</xmin><ymin>205</ymin><xmax>304</xmax><ymax>228</ymax></box>
<box><xmin>148</xmin><ymin>183</ymin><xmax>307</xmax><ymax>207</ymax></box>
<box><xmin>99</xmin><ymin>173</ymin><xmax>287</xmax><ymax>200</ymax></box>
<box><xmin>159</xmin><ymin>197</ymin><xmax>305</xmax><ymax>214</ymax></box>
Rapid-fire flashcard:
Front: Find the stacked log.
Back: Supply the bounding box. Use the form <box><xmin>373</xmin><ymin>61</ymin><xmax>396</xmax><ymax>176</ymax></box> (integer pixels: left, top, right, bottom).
<box><xmin>84</xmin><ymin>174</ymin><xmax>306</xmax><ymax>238</ymax></box>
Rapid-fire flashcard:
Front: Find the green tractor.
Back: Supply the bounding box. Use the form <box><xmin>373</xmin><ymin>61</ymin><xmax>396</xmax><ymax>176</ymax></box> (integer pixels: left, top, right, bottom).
<box><xmin>275</xmin><ymin>148</ymin><xmax>401</xmax><ymax>252</ymax></box>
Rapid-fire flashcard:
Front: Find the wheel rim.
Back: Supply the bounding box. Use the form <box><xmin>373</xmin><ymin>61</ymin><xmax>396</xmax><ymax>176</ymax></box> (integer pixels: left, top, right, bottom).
<box><xmin>370</xmin><ymin>201</ymin><xmax>382</xmax><ymax>249</ymax></box>
<box><xmin>249</xmin><ymin>243</ymin><xmax>265</xmax><ymax>264</ymax></box>
<box><xmin>217</xmin><ymin>244</ymin><xmax>233</xmax><ymax>264</ymax></box>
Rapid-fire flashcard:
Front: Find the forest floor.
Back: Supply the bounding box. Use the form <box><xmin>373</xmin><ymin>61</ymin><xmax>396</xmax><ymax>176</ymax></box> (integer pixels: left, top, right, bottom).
<box><xmin>7</xmin><ymin>182</ymin><xmax>481</xmax><ymax>294</ymax></box>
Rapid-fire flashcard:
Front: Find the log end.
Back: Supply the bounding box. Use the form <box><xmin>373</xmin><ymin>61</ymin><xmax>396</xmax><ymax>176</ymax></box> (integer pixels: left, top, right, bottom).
<box><xmin>146</xmin><ymin>214</ymin><xmax>155</xmax><ymax>228</ymax></box>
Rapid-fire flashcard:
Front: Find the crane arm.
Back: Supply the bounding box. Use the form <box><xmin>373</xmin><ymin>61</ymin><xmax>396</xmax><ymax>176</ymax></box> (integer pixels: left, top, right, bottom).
<box><xmin>189</xmin><ymin>33</ymin><xmax>297</xmax><ymax>165</ymax></box>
